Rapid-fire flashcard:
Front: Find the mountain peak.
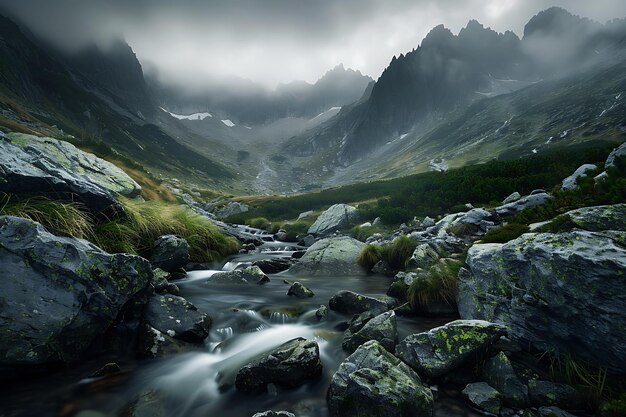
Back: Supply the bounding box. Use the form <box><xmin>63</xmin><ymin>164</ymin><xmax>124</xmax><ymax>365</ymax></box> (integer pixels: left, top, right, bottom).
<box><xmin>523</xmin><ymin>7</ymin><xmax>600</xmax><ymax>38</ymax></box>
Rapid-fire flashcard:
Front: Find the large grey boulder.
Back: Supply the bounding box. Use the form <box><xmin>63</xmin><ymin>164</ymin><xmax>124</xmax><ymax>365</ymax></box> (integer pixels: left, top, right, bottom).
<box><xmin>450</xmin><ymin>208</ymin><xmax>496</xmax><ymax>232</ymax></box>
<box><xmin>481</xmin><ymin>352</ymin><xmax>529</xmax><ymax>408</ymax></box>
<box><xmin>143</xmin><ymin>295</ymin><xmax>211</xmax><ymax>343</ymax></box>
<box><xmin>396</xmin><ymin>320</ymin><xmax>506</xmax><ymax>378</ymax></box>
<box><xmin>327</xmin><ymin>340</ymin><xmax>433</xmax><ymax>417</ymax></box>
<box><xmin>213</xmin><ymin>201</ymin><xmax>249</xmax><ymax>219</ymax></box>
<box><xmin>459</xmin><ymin>230</ymin><xmax>626</xmax><ymax>373</ymax></box>
<box><xmin>604</xmin><ymin>141</ymin><xmax>626</xmax><ymax>170</ymax></box>
<box><xmin>0</xmin><ymin>133</ymin><xmax>141</xmax><ymax>212</ymax></box>
<box><xmin>561</xmin><ymin>164</ymin><xmax>597</xmax><ymax>190</ymax></box>
<box><xmin>150</xmin><ymin>235</ymin><xmax>190</xmax><ymax>273</ymax></box>
<box><xmin>559</xmin><ymin>204</ymin><xmax>626</xmax><ymax>232</ymax></box>
<box><xmin>329</xmin><ymin>290</ymin><xmax>388</xmax><ymax>315</ymax></box>
<box><xmin>495</xmin><ymin>193</ymin><xmax>552</xmax><ymax>217</ymax></box>
<box><xmin>288</xmin><ymin>237</ymin><xmax>366</xmax><ymax>276</ymax></box>
<box><xmin>235</xmin><ymin>338</ymin><xmax>322</xmax><ymax>394</ymax></box>
<box><xmin>342</xmin><ymin>311</ymin><xmax>398</xmax><ymax>353</ymax></box>
<box><xmin>307</xmin><ymin>204</ymin><xmax>359</xmax><ymax>235</ymax></box>
<box><xmin>502</xmin><ymin>192</ymin><xmax>521</xmax><ymax>204</ymax></box>
<box><xmin>0</xmin><ymin>216</ymin><xmax>152</xmax><ymax>367</ymax></box>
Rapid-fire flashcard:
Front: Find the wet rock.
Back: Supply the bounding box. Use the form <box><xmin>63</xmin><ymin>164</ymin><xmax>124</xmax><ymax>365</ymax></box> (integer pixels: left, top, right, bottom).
<box><xmin>297</xmin><ymin>234</ymin><xmax>316</xmax><ymax>247</ymax></box>
<box><xmin>561</xmin><ymin>164</ymin><xmax>597</xmax><ymax>190</ymax></box>
<box><xmin>119</xmin><ymin>390</ymin><xmax>166</xmax><ymax>417</ymax></box>
<box><xmin>538</xmin><ymin>406</ymin><xmax>579</xmax><ymax>417</ymax></box>
<box><xmin>0</xmin><ymin>216</ymin><xmax>152</xmax><ymax>368</ymax></box>
<box><xmin>502</xmin><ymin>192</ymin><xmax>521</xmax><ymax>204</ymax></box>
<box><xmin>252</xmin><ymin>411</ymin><xmax>295</xmax><ymax>417</ymax></box>
<box><xmin>329</xmin><ymin>290</ymin><xmax>388</xmax><ymax>315</ymax></box>
<box><xmin>462</xmin><ymin>382</ymin><xmax>502</xmax><ymax>415</ymax></box>
<box><xmin>528</xmin><ymin>380</ymin><xmax>584</xmax><ymax>409</ymax></box>
<box><xmin>307</xmin><ymin>204</ymin><xmax>359</xmax><ymax>236</ymax></box>
<box><xmin>288</xmin><ymin>237</ymin><xmax>366</xmax><ymax>276</ymax></box>
<box><xmin>342</xmin><ymin>311</ymin><xmax>398</xmax><ymax>353</ymax></box>
<box><xmin>0</xmin><ymin>133</ymin><xmax>141</xmax><ymax>212</ymax></box>
<box><xmin>287</xmin><ymin>282</ymin><xmax>315</xmax><ymax>298</ymax></box>
<box><xmin>143</xmin><ymin>295</ymin><xmax>211</xmax><ymax>343</ymax></box>
<box><xmin>235</xmin><ymin>337</ymin><xmax>322</xmax><ymax>394</ymax></box>
<box><xmin>208</xmin><ymin>266</ymin><xmax>270</xmax><ymax>285</ymax></box>
<box><xmin>459</xmin><ymin>228</ymin><xmax>626</xmax><ymax>373</ymax></box>
<box><xmin>481</xmin><ymin>352</ymin><xmax>529</xmax><ymax>408</ymax></box>
<box><xmin>495</xmin><ymin>193</ymin><xmax>552</xmax><ymax>217</ymax></box>
<box><xmin>91</xmin><ymin>362</ymin><xmax>121</xmax><ymax>378</ymax></box>
<box><xmin>315</xmin><ymin>305</ymin><xmax>328</xmax><ymax>320</ymax></box>
<box><xmin>396</xmin><ymin>320</ymin><xmax>506</xmax><ymax>378</ymax></box>
<box><xmin>327</xmin><ymin>340</ymin><xmax>433</xmax><ymax>417</ymax></box>
<box><xmin>253</xmin><ymin>258</ymin><xmax>297</xmax><ymax>274</ymax></box>
<box><xmin>150</xmin><ymin>235</ymin><xmax>190</xmax><ymax>273</ymax></box>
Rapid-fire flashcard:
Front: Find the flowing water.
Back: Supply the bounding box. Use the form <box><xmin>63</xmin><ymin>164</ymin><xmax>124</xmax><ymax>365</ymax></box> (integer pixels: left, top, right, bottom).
<box><xmin>3</xmin><ymin>232</ymin><xmax>481</xmax><ymax>417</ymax></box>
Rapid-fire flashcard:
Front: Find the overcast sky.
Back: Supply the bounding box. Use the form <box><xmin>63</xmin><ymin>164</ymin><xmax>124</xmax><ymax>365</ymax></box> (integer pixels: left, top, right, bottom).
<box><xmin>1</xmin><ymin>0</ymin><xmax>625</xmax><ymax>88</ymax></box>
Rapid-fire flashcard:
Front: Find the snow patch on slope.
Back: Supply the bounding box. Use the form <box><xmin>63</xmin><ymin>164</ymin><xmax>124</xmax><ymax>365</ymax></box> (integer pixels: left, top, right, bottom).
<box><xmin>160</xmin><ymin>107</ymin><xmax>212</xmax><ymax>120</ymax></box>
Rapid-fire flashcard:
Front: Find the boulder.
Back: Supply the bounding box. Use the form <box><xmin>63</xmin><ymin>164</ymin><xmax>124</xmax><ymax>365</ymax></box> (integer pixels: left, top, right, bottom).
<box><xmin>538</xmin><ymin>406</ymin><xmax>579</xmax><ymax>417</ymax></box>
<box><xmin>452</xmin><ymin>208</ymin><xmax>495</xmax><ymax>231</ymax></box>
<box><xmin>462</xmin><ymin>382</ymin><xmax>502</xmax><ymax>415</ymax></box>
<box><xmin>604</xmin><ymin>141</ymin><xmax>626</xmax><ymax>170</ymax></box>
<box><xmin>252</xmin><ymin>258</ymin><xmax>297</xmax><ymax>274</ymax></box>
<box><xmin>119</xmin><ymin>390</ymin><xmax>166</xmax><ymax>417</ymax></box>
<box><xmin>297</xmin><ymin>210</ymin><xmax>314</xmax><ymax>220</ymax></box>
<box><xmin>421</xmin><ymin>216</ymin><xmax>436</xmax><ymax>228</ymax></box>
<box><xmin>213</xmin><ymin>201</ymin><xmax>249</xmax><ymax>219</ymax></box>
<box><xmin>528</xmin><ymin>381</ymin><xmax>584</xmax><ymax>409</ymax></box>
<box><xmin>329</xmin><ymin>290</ymin><xmax>388</xmax><ymax>315</ymax></box>
<box><xmin>287</xmin><ymin>282</ymin><xmax>314</xmax><ymax>298</ymax></box>
<box><xmin>150</xmin><ymin>235</ymin><xmax>190</xmax><ymax>273</ymax></box>
<box><xmin>307</xmin><ymin>204</ymin><xmax>359</xmax><ymax>235</ymax></box>
<box><xmin>288</xmin><ymin>237</ymin><xmax>366</xmax><ymax>276</ymax></box>
<box><xmin>207</xmin><ymin>266</ymin><xmax>270</xmax><ymax>285</ymax></box>
<box><xmin>137</xmin><ymin>325</ymin><xmax>195</xmax><ymax>358</ymax></box>
<box><xmin>252</xmin><ymin>412</ymin><xmax>295</xmax><ymax>417</ymax></box>
<box><xmin>560</xmin><ymin>204</ymin><xmax>626</xmax><ymax>232</ymax></box>
<box><xmin>235</xmin><ymin>338</ymin><xmax>322</xmax><ymax>394</ymax></box>
<box><xmin>459</xmin><ymin>230</ymin><xmax>626</xmax><ymax>373</ymax></box>
<box><xmin>407</xmin><ymin>243</ymin><xmax>440</xmax><ymax>269</ymax></box>
<box><xmin>561</xmin><ymin>164</ymin><xmax>597</xmax><ymax>190</ymax></box>
<box><xmin>481</xmin><ymin>352</ymin><xmax>529</xmax><ymax>408</ymax></box>
<box><xmin>0</xmin><ymin>133</ymin><xmax>141</xmax><ymax>212</ymax></box>
<box><xmin>327</xmin><ymin>340</ymin><xmax>433</xmax><ymax>417</ymax></box>
<box><xmin>495</xmin><ymin>193</ymin><xmax>552</xmax><ymax>217</ymax></box>
<box><xmin>0</xmin><ymin>216</ymin><xmax>152</xmax><ymax>367</ymax></box>
<box><xmin>143</xmin><ymin>295</ymin><xmax>211</xmax><ymax>343</ymax></box>
<box><xmin>395</xmin><ymin>320</ymin><xmax>506</xmax><ymax>378</ymax></box>
<box><xmin>502</xmin><ymin>192</ymin><xmax>521</xmax><ymax>204</ymax></box>
<box><xmin>342</xmin><ymin>311</ymin><xmax>397</xmax><ymax>353</ymax></box>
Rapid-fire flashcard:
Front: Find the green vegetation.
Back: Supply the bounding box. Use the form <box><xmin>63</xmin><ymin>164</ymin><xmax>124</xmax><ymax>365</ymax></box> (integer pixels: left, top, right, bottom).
<box><xmin>227</xmin><ymin>144</ymin><xmax>614</xmax><ymax>225</ymax></box>
<box><xmin>247</xmin><ymin>217</ymin><xmax>271</xmax><ymax>230</ymax></box>
<box><xmin>407</xmin><ymin>259</ymin><xmax>462</xmax><ymax>312</ymax></box>
<box><xmin>349</xmin><ymin>224</ymin><xmax>391</xmax><ymax>242</ymax></box>
<box><xmin>481</xmin><ymin>223</ymin><xmax>530</xmax><ymax>243</ymax></box>
<box><xmin>0</xmin><ymin>193</ymin><xmax>239</xmax><ymax>263</ymax></box>
<box><xmin>357</xmin><ymin>235</ymin><xmax>417</xmax><ymax>271</ymax></box>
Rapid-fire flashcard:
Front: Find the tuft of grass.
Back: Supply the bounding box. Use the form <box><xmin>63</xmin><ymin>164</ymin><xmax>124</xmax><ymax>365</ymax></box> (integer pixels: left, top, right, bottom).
<box><xmin>407</xmin><ymin>259</ymin><xmax>462</xmax><ymax>311</ymax></box>
<box><xmin>538</xmin><ymin>214</ymin><xmax>578</xmax><ymax>233</ymax></box>
<box><xmin>0</xmin><ymin>193</ymin><xmax>93</xmax><ymax>239</ymax></box>
<box><xmin>447</xmin><ymin>222</ymin><xmax>480</xmax><ymax>238</ymax></box>
<box><xmin>349</xmin><ymin>224</ymin><xmax>390</xmax><ymax>242</ymax></box>
<box><xmin>357</xmin><ymin>245</ymin><xmax>383</xmax><ymax>271</ymax></box>
<box><xmin>246</xmin><ymin>217</ymin><xmax>271</xmax><ymax>230</ymax></box>
<box><xmin>277</xmin><ymin>220</ymin><xmax>314</xmax><ymax>241</ymax></box>
<box><xmin>481</xmin><ymin>223</ymin><xmax>530</xmax><ymax>243</ymax></box>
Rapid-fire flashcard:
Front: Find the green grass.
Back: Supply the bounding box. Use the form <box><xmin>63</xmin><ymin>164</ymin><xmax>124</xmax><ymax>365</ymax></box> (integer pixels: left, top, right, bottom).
<box><xmin>407</xmin><ymin>259</ymin><xmax>462</xmax><ymax>312</ymax></box>
<box><xmin>481</xmin><ymin>223</ymin><xmax>530</xmax><ymax>243</ymax></box>
<box><xmin>349</xmin><ymin>224</ymin><xmax>391</xmax><ymax>242</ymax></box>
<box><xmin>358</xmin><ymin>235</ymin><xmax>417</xmax><ymax>272</ymax></box>
<box><xmin>246</xmin><ymin>217</ymin><xmax>271</xmax><ymax>230</ymax></box>
<box><xmin>0</xmin><ymin>193</ymin><xmax>239</xmax><ymax>263</ymax></box>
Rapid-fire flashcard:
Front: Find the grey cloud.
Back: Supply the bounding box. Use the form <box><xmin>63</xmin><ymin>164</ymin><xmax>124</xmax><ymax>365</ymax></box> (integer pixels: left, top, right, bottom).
<box><xmin>1</xmin><ymin>0</ymin><xmax>624</xmax><ymax>87</ymax></box>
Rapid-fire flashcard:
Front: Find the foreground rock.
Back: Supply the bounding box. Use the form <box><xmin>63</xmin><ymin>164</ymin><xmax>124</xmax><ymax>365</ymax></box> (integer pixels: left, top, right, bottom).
<box><xmin>288</xmin><ymin>237</ymin><xmax>366</xmax><ymax>276</ymax></box>
<box><xmin>481</xmin><ymin>352</ymin><xmax>529</xmax><ymax>408</ymax></box>
<box><xmin>235</xmin><ymin>338</ymin><xmax>322</xmax><ymax>394</ymax></box>
<box><xmin>396</xmin><ymin>320</ymin><xmax>506</xmax><ymax>378</ymax></box>
<box><xmin>327</xmin><ymin>340</ymin><xmax>433</xmax><ymax>417</ymax></box>
<box><xmin>253</xmin><ymin>258</ymin><xmax>297</xmax><ymax>274</ymax></box>
<box><xmin>307</xmin><ymin>204</ymin><xmax>359</xmax><ymax>236</ymax></box>
<box><xmin>329</xmin><ymin>290</ymin><xmax>388</xmax><ymax>315</ymax></box>
<box><xmin>0</xmin><ymin>133</ymin><xmax>141</xmax><ymax>212</ymax></box>
<box><xmin>287</xmin><ymin>282</ymin><xmax>314</xmax><ymax>298</ymax></box>
<box><xmin>150</xmin><ymin>235</ymin><xmax>190</xmax><ymax>273</ymax></box>
<box><xmin>459</xmin><ymin>228</ymin><xmax>626</xmax><ymax>373</ymax></box>
<box><xmin>342</xmin><ymin>311</ymin><xmax>398</xmax><ymax>353</ymax></box>
<box><xmin>0</xmin><ymin>216</ymin><xmax>152</xmax><ymax>367</ymax></box>
<box><xmin>143</xmin><ymin>295</ymin><xmax>211</xmax><ymax>343</ymax></box>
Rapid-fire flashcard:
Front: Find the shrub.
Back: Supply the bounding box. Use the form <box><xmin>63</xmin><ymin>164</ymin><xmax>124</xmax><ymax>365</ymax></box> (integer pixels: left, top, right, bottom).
<box><xmin>447</xmin><ymin>222</ymin><xmax>480</xmax><ymax>238</ymax></box>
<box><xmin>407</xmin><ymin>259</ymin><xmax>462</xmax><ymax>312</ymax></box>
<box><xmin>357</xmin><ymin>245</ymin><xmax>383</xmax><ymax>271</ymax></box>
<box><xmin>247</xmin><ymin>217</ymin><xmax>270</xmax><ymax>230</ymax></box>
<box><xmin>349</xmin><ymin>224</ymin><xmax>389</xmax><ymax>242</ymax></box>
<box><xmin>481</xmin><ymin>223</ymin><xmax>530</xmax><ymax>243</ymax></box>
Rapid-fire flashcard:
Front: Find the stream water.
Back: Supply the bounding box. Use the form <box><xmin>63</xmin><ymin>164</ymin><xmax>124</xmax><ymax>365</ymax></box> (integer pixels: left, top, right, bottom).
<box><xmin>3</xmin><ymin>233</ymin><xmax>481</xmax><ymax>417</ymax></box>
